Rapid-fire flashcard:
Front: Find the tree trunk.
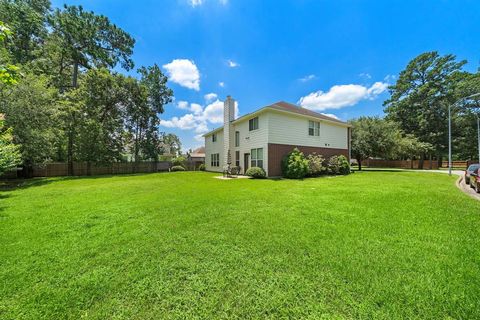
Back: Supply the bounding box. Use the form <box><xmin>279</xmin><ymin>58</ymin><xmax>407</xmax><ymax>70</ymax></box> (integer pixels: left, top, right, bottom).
<box><xmin>66</xmin><ymin>61</ymin><xmax>79</xmax><ymax>176</ymax></box>
<box><xmin>357</xmin><ymin>158</ymin><xmax>362</xmax><ymax>171</ymax></box>
<box><xmin>419</xmin><ymin>153</ymin><xmax>425</xmax><ymax>169</ymax></box>
<box><xmin>437</xmin><ymin>153</ymin><xmax>442</xmax><ymax>168</ymax></box>
<box><xmin>72</xmin><ymin>61</ymin><xmax>79</xmax><ymax>89</ymax></box>
<box><xmin>67</xmin><ymin>126</ymin><xmax>74</xmax><ymax>176</ymax></box>
<box><xmin>134</xmin><ymin>126</ymin><xmax>139</xmax><ymax>173</ymax></box>
<box><xmin>20</xmin><ymin>163</ymin><xmax>33</xmax><ymax>178</ymax></box>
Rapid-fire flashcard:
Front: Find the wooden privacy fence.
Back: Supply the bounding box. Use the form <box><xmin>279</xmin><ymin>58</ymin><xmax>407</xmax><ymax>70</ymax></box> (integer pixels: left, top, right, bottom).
<box><xmin>440</xmin><ymin>160</ymin><xmax>475</xmax><ymax>168</ymax></box>
<box><xmin>364</xmin><ymin>159</ymin><xmax>440</xmax><ymax>170</ymax></box>
<box><xmin>32</xmin><ymin>161</ymin><xmax>172</xmax><ymax>177</ymax></box>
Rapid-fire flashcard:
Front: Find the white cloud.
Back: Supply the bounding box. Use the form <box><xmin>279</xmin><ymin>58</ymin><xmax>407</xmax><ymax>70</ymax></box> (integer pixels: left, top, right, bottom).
<box><xmin>194</xmin><ymin>134</ymin><xmax>205</xmax><ymax>141</ymax></box>
<box><xmin>202</xmin><ymin>100</ymin><xmax>225</xmax><ymax>124</ymax></box>
<box><xmin>163</xmin><ymin>59</ymin><xmax>200</xmax><ymax>91</ymax></box>
<box><xmin>175</xmin><ymin>101</ymin><xmax>203</xmax><ymax>114</ymax></box>
<box><xmin>160</xmin><ymin>99</ymin><xmax>240</xmax><ymax>138</ymax></box>
<box><xmin>367</xmin><ymin>81</ymin><xmax>389</xmax><ymax>97</ymax></box>
<box><xmin>176</xmin><ymin>101</ymin><xmax>189</xmax><ymax>110</ymax></box>
<box><xmin>218</xmin><ymin>81</ymin><xmax>225</xmax><ymax>87</ymax></box>
<box><xmin>204</xmin><ymin>93</ymin><xmax>218</xmax><ymax>103</ymax></box>
<box><xmin>189</xmin><ymin>0</ymin><xmax>203</xmax><ymax>7</ymax></box>
<box><xmin>227</xmin><ymin>60</ymin><xmax>240</xmax><ymax>68</ymax></box>
<box><xmin>299</xmin><ymin>74</ymin><xmax>316</xmax><ymax>82</ymax></box>
<box><xmin>190</xmin><ymin>103</ymin><xmax>203</xmax><ymax>115</ymax></box>
<box><xmin>359</xmin><ymin>73</ymin><xmax>372</xmax><ymax>79</ymax></box>
<box><xmin>298</xmin><ymin>82</ymin><xmax>388</xmax><ymax>111</ymax></box>
<box><xmin>189</xmin><ymin>0</ymin><xmax>227</xmax><ymax>7</ymax></box>
<box><xmin>321</xmin><ymin>113</ymin><xmax>340</xmax><ymax>120</ymax></box>
<box><xmin>384</xmin><ymin>74</ymin><xmax>396</xmax><ymax>83</ymax></box>
<box><xmin>160</xmin><ymin>114</ymin><xmax>199</xmax><ymax>130</ymax></box>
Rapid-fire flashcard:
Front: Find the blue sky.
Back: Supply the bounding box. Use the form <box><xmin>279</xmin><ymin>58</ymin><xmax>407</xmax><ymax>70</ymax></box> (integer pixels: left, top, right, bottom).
<box><xmin>53</xmin><ymin>0</ymin><xmax>480</xmax><ymax>150</ymax></box>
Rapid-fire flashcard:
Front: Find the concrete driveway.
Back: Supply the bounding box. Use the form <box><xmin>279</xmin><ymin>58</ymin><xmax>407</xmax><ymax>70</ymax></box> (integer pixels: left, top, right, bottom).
<box><xmin>456</xmin><ymin>175</ymin><xmax>480</xmax><ymax>201</ymax></box>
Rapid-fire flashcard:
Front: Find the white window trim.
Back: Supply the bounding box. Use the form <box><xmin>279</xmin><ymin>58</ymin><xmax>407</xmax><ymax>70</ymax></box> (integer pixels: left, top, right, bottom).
<box><xmin>308</xmin><ymin>120</ymin><xmax>320</xmax><ymax>136</ymax></box>
<box><xmin>250</xmin><ymin>148</ymin><xmax>264</xmax><ymax>168</ymax></box>
<box><xmin>249</xmin><ymin>117</ymin><xmax>259</xmax><ymax>131</ymax></box>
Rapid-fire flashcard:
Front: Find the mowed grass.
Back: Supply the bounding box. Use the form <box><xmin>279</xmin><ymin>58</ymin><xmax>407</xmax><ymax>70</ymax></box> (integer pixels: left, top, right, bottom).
<box><xmin>1</xmin><ymin>171</ymin><xmax>480</xmax><ymax>319</ymax></box>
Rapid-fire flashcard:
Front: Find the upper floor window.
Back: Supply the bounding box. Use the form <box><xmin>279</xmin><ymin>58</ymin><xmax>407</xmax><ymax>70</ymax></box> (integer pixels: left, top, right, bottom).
<box><xmin>249</xmin><ymin>117</ymin><xmax>259</xmax><ymax>131</ymax></box>
<box><xmin>308</xmin><ymin>120</ymin><xmax>320</xmax><ymax>136</ymax></box>
<box><xmin>212</xmin><ymin>133</ymin><xmax>217</xmax><ymax>142</ymax></box>
<box><xmin>251</xmin><ymin>148</ymin><xmax>263</xmax><ymax>168</ymax></box>
<box><xmin>235</xmin><ymin>131</ymin><xmax>240</xmax><ymax>147</ymax></box>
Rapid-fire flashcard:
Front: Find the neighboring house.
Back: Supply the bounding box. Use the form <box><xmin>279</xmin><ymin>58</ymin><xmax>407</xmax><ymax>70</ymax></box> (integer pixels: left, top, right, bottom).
<box><xmin>187</xmin><ymin>147</ymin><xmax>206</xmax><ymax>169</ymax></box>
<box><xmin>203</xmin><ymin>96</ymin><xmax>351</xmax><ymax>177</ymax></box>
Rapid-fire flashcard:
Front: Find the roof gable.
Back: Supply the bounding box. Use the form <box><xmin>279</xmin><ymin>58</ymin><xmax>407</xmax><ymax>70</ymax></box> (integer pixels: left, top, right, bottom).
<box><xmin>203</xmin><ymin>100</ymin><xmax>350</xmax><ymax>137</ymax></box>
<box><xmin>268</xmin><ymin>101</ymin><xmax>348</xmax><ymax>125</ymax></box>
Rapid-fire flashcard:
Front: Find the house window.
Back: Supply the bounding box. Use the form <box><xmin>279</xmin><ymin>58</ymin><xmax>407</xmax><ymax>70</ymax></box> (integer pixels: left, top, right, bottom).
<box><xmin>235</xmin><ymin>151</ymin><xmax>240</xmax><ymax>167</ymax></box>
<box><xmin>235</xmin><ymin>131</ymin><xmax>240</xmax><ymax>147</ymax></box>
<box><xmin>308</xmin><ymin>120</ymin><xmax>320</xmax><ymax>136</ymax></box>
<box><xmin>251</xmin><ymin>148</ymin><xmax>263</xmax><ymax>168</ymax></box>
<box><xmin>211</xmin><ymin>153</ymin><xmax>219</xmax><ymax>167</ymax></box>
<box><xmin>249</xmin><ymin>117</ymin><xmax>259</xmax><ymax>131</ymax></box>
<box><xmin>212</xmin><ymin>133</ymin><xmax>217</xmax><ymax>142</ymax></box>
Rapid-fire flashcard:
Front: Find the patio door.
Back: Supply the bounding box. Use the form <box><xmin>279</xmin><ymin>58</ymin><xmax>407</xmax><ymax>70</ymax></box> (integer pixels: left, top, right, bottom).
<box><xmin>244</xmin><ymin>153</ymin><xmax>250</xmax><ymax>173</ymax></box>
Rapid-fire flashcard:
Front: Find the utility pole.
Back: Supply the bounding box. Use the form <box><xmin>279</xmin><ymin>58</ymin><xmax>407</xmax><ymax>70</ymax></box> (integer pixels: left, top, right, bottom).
<box><xmin>448</xmin><ymin>104</ymin><xmax>452</xmax><ymax>176</ymax></box>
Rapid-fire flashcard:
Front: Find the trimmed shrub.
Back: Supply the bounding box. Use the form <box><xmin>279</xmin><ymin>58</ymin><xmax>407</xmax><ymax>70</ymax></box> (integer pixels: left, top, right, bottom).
<box><xmin>282</xmin><ymin>148</ymin><xmax>309</xmax><ymax>179</ymax></box>
<box><xmin>172</xmin><ymin>156</ymin><xmax>186</xmax><ymax>168</ymax></box>
<box><xmin>328</xmin><ymin>155</ymin><xmax>350</xmax><ymax>175</ymax></box>
<box><xmin>307</xmin><ymin>153</ymin><xmax>326</xmax><ymax>176</ymax></box>
<box><xmin>171</xmin><ymin>165</ymin><xmax>185</xmax><ymax>172</ymax></box>
<box><xmin>198</xmin><ymin>164</ymin><xmax>206</xmax><ymax>171</ymax></box>
<box><xmin>245</xmin><ymin>167</ymin><xmax>266</xmax><ymax>179</ymax></box>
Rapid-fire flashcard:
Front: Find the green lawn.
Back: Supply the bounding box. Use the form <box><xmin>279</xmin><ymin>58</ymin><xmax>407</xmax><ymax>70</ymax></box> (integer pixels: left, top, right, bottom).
<box><xmin>1</xmin><ymin>171</ymin><xmax>480</xmax><ymax>319</ymax></box>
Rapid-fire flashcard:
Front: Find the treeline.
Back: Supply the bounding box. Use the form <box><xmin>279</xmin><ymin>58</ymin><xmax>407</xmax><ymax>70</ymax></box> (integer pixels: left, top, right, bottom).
<box><xmin>350</xmin><ymin>52</ymin><xmax>480</xmax><ymax>169</ymax></box>
<box><xmin>0</xmin><ymin>0</ymin><xmax>179</xmax><ymax>177</ymax></box>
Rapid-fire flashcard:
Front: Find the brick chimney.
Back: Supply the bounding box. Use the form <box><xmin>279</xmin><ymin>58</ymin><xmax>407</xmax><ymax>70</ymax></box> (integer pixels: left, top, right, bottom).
<box><xmin>223</xmin><ymin>96</ymin><xmax>235</xmax><ymax>166</ymax></box>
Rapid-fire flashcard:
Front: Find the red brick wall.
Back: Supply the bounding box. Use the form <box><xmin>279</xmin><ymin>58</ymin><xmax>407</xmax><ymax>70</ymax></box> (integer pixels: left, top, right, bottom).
<box><xmin>267</xmin><ymin>143</ymin><xmax>349</xmax><ymax>177</ymax></box>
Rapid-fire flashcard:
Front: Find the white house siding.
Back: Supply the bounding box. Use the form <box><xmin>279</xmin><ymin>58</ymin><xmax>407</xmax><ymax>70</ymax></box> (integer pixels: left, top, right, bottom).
<box><xmin>204</xmin><ymin>130</ymin><xmax>224</xmax><ymax>172</ymax></box>
<box><xmin>232</xmin><ymin>113</ymin><xmax>269</xmax><ymax>175</ymax></box>
<box><xmin>267</xmin><ymin>110</ymin><xmax>348</xmax><ymax>149</ymax></box>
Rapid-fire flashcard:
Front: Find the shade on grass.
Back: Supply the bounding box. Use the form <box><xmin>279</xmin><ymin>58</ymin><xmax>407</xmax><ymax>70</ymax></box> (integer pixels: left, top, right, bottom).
<box><xmin>1</xmin><ymin>171</ymin><xmax>479</xmax><ymax>319</ymax></box>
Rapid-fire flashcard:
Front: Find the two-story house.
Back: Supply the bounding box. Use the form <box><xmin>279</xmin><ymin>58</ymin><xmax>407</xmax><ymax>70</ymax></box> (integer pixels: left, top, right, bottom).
<box><xmin>203</xmin><ymin>96</ymin><xmax>351</xmax><ymax>177</ymax></box>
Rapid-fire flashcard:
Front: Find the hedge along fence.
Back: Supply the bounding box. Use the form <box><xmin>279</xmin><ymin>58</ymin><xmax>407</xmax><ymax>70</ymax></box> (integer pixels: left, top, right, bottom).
<box><xmin>30</xmin><ymin>161</ymin><xmax>172</xmax><ymax>177</ymax></box>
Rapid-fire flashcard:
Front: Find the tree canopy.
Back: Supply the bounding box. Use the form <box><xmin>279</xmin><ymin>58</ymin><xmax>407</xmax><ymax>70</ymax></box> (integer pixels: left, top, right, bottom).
<box><xmin>383</xmin><ymin>51</ymin><xmax>466</xmax><ymax>161</ymax></box>
<box><xmin>0</xmin><ymin>1</ymin><xmax>176</xmax><ymax>177</ymax></box>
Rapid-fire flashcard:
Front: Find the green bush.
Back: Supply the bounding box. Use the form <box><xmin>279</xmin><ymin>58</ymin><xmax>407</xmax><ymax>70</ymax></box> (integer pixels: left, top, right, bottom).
<box><xmin>172</xmin><ymin>156</ymin><xmax>186</xmax><ymax>168</ymax></box>
<box><xmin>171</xmin><ymin>165</ymin><xmax>185</xmax><ymax>172</ymax></box>
<box><xmin>328</xmin><ymin>155</ymin><xmax>350</xmax><ymax>175</ymax></box>
<box><xmin>282</xmin><ymin>148</ymin><xmax>309</xmax><ymax>179</ymax></box>
<box><xmin>198</xmin><ymin>164</ymin><xmax>205</xmax><ymax>171</ymax></box>
<box><xmin>307</xmin><ymin>153</ymin><xmax>326</xmax><ymax>176</ymax></box>
<box><xmin>245</xmin><ymin>167</ymin><xmax>266</xmax><ymax>179</ymax></box>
